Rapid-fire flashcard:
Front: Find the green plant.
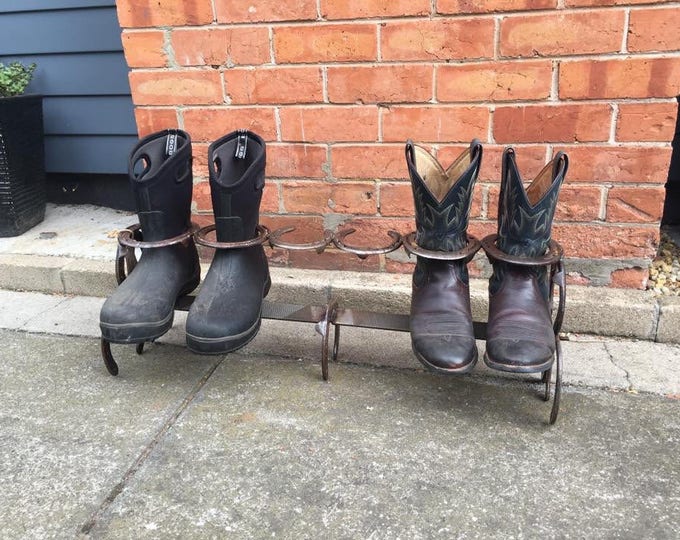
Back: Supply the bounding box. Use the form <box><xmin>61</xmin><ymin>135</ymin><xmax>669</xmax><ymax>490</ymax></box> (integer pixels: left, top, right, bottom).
<box><xmin>0</xmin><ymin>62</ymin><xmax>37</xmax><ymax>98</ymax></box>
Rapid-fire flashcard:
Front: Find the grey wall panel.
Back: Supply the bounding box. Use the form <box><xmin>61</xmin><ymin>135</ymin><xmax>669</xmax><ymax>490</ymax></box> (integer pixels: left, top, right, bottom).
<box><xmin>0</xmin><ymin>8</ymin><xmax>123</xmax><ymax>54</ymax></box>
<box><xmin>0</xmin><ymin>53</ymin><xmax>132</xmax><ymax>97</ymax></box>
<box><xmin>43</xmin><ymin>96</ymin><xmax>137</xmax><ymax>136</ymax></box>
<box><xmin>0</xmin><ymin>1</ymin><xmax>115</xmax><ymax>14</ymax></box>
<box><xmin>45</xmin><ymin>136</ymin><xmax>137</xmax><ymax>174</ymax></box>
<box><xmin>1</xmin><ymin>0</ymin><xmax>137</xmax><ymax>175</ymax></box>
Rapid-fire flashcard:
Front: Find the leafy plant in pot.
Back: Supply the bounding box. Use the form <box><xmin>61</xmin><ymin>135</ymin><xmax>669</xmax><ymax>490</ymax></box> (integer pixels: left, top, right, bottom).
<box><xmin>0</xmin><ymin>61</ymin><xmax>46</xmax><ymax>237</ymax></box>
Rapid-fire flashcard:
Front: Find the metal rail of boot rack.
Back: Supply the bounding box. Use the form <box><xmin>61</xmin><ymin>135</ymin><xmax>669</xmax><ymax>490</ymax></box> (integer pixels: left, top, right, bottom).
<box><xmin>101</xmin><ymin>223</ymin><xmax>567</xmax><ymax>425</ymax></box>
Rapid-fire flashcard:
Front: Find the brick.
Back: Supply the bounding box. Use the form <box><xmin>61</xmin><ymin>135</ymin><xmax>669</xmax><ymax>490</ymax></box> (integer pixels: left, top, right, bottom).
<box><xmin>191</xmin><ymin>143</ymin><xmax>209</xmax><ymax>178</ymax></box>
<box><xmin>565</xmin><ymin>146</ymin><xmax>671</xmax><ymax>184</ymax></box>
<box><xmin>274</xmin><ymin>24</ymin><xmax>377</xmax><ymax>64</ymax></box>
<box><xmin>183</xmin><ymin>107</ymin><xmax>277</xmax><ymax>142</ymax></box>
<box><xmin>225</xmin><ymin>67</ymin><xmax>323</xmax><ymax>105</ymax></box>
<box><xmin>380</xmin><ymin>182</ymin><xmax>414</xmax><ymax>217</ymax></box>
<box><xmin>122</xmin><ymin>31</ymin><xmax>167</xmax><ymax>68</ymax></box>
<box><xmin>439</xmin><ymin>144</ymin><xmax>548</xmax><ymax>182</ymax></box>
<box><xmin>500</xmin><ymin>11</ymin><xmax>623</xmax><ymax>57</ymax></box>
<box><xmin>565</xmin><ymin>0</ymin><xmax>657</xmax><ymax>6</ymax></box>
<box><xmin>609</xmin><ymin>267</ymin><xmax>648</xmax><ymax>290</ymax></box>
<box><xmin>339</xmin><ymin>217</ymin><xmax>413</xmax><ymax>245</ymax></box>
<box><xmin>192</xmin><ymin>181</ymin><xmax>212</xmax><ymax>212</ymax></box>
<box><xmin>288</xmin><ymin>249</ymin><xmax>381</xmax><ymax>272</ymax></box>
<box><xmin>215</xmin><ymin>0</ymin><xmax>317</xmax><ymax>23</ymax></box>
<box><xmin>331</xmin><ymin>144</ymin><xmax>405</xmax><ymax>179</ymax></box>
<box><xmin>172</xmin><ymin>27</ymin><xmax>270</xmax><ymax>67</ymax></box>
<box><xmin>259</xmin><ymin>215</ymin><xmax>326</xmax><ymax>243</ymax></box>
<box><xmin>116</xmin><ymin>0</ymin><xmax>213</xmax><ymax>28</ymax></box>
<box><xmin>282</xmin><ymin>181</ymin><xmax>377</xmax><ymax>214</ymax></box>
<box><xmin>606</xmin><ymin>187</ymin><xmax>664</xmax><ymax>224</ymax></box>
<box><xmin>129</xmin><ymin>71</ymin><xmax>223</xmax><ymax>106</ymax></box>
<box><xmin>560</xmin><ymin>58</ymin><xmax>680</xmax><ymax>100</ymax></box>
<box><xmin>261</xmin><ymin>183</ymin><xmax>280</xmax><ymax>213</ymax></box>
<box><xmin>267</xmin><ymin>144</ymin><xmax>328</xmax><ymax>178</ymax></box>
<box><xmin>556</xmin><ymin>186</ymin><xmax>602</xmax><ymax>222</ymax></box>
<box><xmin>493</xmin><ymin>105</ymin><xmax>611</xmax><ymax>143</ymax></box>
<box><xmin>279</xmin><ymin>106</ymin><xmax>379</xmax><ymax>142</ymax></box>
<box><xmin>552</xmin><ymin>224</ymin><xmax>658</xmax><ymax>259</ymax></box>
<box><xmin>629</xmin><ymin>8</ymin><xmax>680</xmax><ymax>52</ymax></box>
<box><xmin>322</xmin><ymin>0</ymin><xmax>430</xmax><ymax>19</ymax></box>
<box><xmin>382</xmin><ymin>106</ymin><xmax>490</xmax><ymax>143</ymax></box>
<box><xmin>327</xmin><ymin>65</ymin><xmax>432</xmax><ymax>104</ymax></box>
<box><xmin>134</xmin><ymin>108</ymin><xmax>178</xmax><ymax>137</ymax></box>
<box><xmin>437</xmin><ymin>60</ymin><xmax>552</xmax><ymax>102</ymax></box>
<box><xmin>616</xmin><ymin>103</ymin><xmax>678</xmax><ymax>143</ymax></box>
<box><xmin>437</xmin><ymin>0</ymin><xmax>556</xmax><ymax>13</ymax></box>
<box><xmin>384</xmin><ymin>258</ymin><xmax>415</xmax><ymax>274</ymax></box>
<box><xmin>382</xmin><ymin>19</ymin><xmax>495</xmax><ymax>61</ymax></box>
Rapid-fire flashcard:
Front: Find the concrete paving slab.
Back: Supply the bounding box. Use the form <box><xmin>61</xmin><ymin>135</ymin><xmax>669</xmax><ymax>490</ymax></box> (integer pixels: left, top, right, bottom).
<box><xmin>0</xmin><ymin>330</ymin><xmax>220</xmax><ymax>539</ymax></box>
<box><xmin>84</xmin><ymin>355</ymin><xmax>680</xmax><ymax>539</ymax></box>
<box><xmin>657</xmin><ymin>296</ymin><xmax>680</xmax><ymax>344</ymax></box>
<box><xmin>0</xmin><ymin>289</ymin><xmax>66</xmax><ymax>329</ymax></box>
<box><xmin>0</xmin><ymin>204</ymin><xmax>133</xmax><ymax>261</ymax></box>
<box><xmin>21</xmin><ymin>295</ymin><xmax>105</xmax><ymax>337</ymax></box>
<box><xmin>605</xmin><ymin>340</ymin><xmax>680</xmax><ymax>396</ymax></box>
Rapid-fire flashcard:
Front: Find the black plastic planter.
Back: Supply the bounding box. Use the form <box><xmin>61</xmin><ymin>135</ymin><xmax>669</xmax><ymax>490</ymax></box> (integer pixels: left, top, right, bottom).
<box><xmin>0</xmin><ymin>94</ymin><xmax>46</xmax><ymax>237</ymax></box>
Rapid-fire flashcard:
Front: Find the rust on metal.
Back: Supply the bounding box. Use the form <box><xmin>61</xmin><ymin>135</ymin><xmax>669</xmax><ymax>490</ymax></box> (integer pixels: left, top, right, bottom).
<box><xmin>193</xmin><ymin>224</ymin><xmax>270</xmax><ymax>249</ymax></box>
<box><xmin>269</xmin><ymin>226</ymin><xmax>333</xmax><ymax>253</ymax></box>
<box><xmin>118</xmin><ymin>223</ymin><xmax>199</xmax><ymax>250</ymax></box>
<box><xmin>332</xmin><ymin>228</ymin><xmax>402</xmax><ymax>259</ymax></box>
<box><xmin>402</xmin><ymin>232</ymin><xmax>481</xmax><ymax>262</ymax></box>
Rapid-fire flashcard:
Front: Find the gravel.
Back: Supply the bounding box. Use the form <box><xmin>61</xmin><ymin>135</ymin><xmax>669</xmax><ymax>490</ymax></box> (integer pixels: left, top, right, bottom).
<box><xmin>648</xmin><ymin>231</ymin><xmax>680</xmax><ymax>296</ymax></box>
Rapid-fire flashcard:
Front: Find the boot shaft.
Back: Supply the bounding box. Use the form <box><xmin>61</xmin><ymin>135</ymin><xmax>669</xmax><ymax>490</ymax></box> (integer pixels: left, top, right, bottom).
<box><xmin>496</xmin><ymin>148</ymin><xmax>568</xmax><ymax>258</ymax></box>
<box><xmin>208</xmin><ymin>130</ymin><xmax>266</xmax><ymax>243</ymax></box>
<box><xmin>406</xmin><ymin>140</ymin><xmax>482</xmax><ymax>252</ymax></box>
<box><xmin>491</xmin><ymin>148</ymin><xmax>568</xmax><ymax>299</ymax></box>
<box><xmin>128</xmin><ymin>130</ymin><xmax>193</xmax><ymax>242</ymax></box>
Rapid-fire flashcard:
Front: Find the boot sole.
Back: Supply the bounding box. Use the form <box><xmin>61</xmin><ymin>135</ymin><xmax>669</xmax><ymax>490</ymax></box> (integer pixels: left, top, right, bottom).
<box><xmin>99</xmin><ymin>274</ymin><xmax>200</xmax><ymax>345</ymax></box>
<box><xmin>412</xmin><ymin>345</ymin><xmax>478</xmax><ymax>374</ymax></box>
<box><xmin>186</xmin><ymin>316</ymin><xmax>262</xmax><ymax>355</ymax></box>
<box><xmin>483</xmin><ymin>351</ymin><xmax>553</xmax><ymax>374</ymax></box>
<box><xmin>185</xmin><ymin>276</ymin><xmax>271</xmax><ymax>355</ymax></box>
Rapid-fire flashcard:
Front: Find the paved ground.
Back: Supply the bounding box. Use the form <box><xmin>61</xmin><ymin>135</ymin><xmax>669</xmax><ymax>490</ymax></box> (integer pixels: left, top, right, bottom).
<box><xmin>1</xmin><ymin>205</ymin><xmax>679</xmax><ymax>538</ymax></box>
<box><xmin>1</xmin><ymin>290</ymin><xmax>679</xmax><ymax>539</ymax></box>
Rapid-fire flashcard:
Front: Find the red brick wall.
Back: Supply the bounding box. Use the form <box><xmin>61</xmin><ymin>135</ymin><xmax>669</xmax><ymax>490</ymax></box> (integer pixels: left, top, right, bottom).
<box><xmin>116</xmin><ymin>0</ymin><xmax>680</xmax><ymax>288</ymax></box>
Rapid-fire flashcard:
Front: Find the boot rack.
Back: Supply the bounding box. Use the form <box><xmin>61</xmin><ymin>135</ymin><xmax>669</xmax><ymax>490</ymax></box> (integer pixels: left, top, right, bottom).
<box><xmin>101</xmin><ymin>223</ymin><xmax>567</xmax><ymax>425</ymax></box>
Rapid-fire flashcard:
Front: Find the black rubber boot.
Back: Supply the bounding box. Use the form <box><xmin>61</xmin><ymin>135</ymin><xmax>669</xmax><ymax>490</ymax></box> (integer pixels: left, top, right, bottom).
<box><xmin>407</xmin><ymin>140</ymin><xmax>482</xmax><ymax>373</ymax></box>
<box><xmin>484</xmin><ymin>148</ymin><xmax>568</xmax><ymax>373</ymax></box>
<box><xmin>100</xmin><ymin>130</ymin><xmax>200</xmax><ymax>343</ymax></box>
<box><xmin>186</xmin><ymin>130</ymin><xmax>270</xmax><ymax>354</ymax></box>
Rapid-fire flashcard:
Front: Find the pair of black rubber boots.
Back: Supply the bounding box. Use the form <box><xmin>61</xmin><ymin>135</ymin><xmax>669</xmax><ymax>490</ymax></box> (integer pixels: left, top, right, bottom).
<box><xmin>99</xmin><ymin>129</ymin><xmax>270</xmax><ymax>355</ymax></box>
<box><xmin>407</xmin><ymin>140</ymin><xmax>568</xmax><ymax>376</ymax></box>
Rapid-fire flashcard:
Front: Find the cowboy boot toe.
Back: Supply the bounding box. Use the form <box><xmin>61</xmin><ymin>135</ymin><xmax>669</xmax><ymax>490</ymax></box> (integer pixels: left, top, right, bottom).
<box><xmin>484</xmin><ymin>337</ymin><xmax>554</xmax><ymax>373</ymax></box>
<box><xmin>412</xmin><ymin>335</ymin><xmax>478</xmax><ymax>373</ymax></box>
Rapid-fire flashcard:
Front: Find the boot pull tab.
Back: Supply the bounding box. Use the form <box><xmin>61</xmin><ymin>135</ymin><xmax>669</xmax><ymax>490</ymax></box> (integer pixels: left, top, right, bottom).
<box><xmin>234</xmin><ymin>130</ymin><xmax>248</xmax><ymax>160</ymax></box>
<box><xmin>165</xmin><ymin>131</ymin><xmax>178</xmax><ymax>157</ymax></box>
<box><xmin>552</xmin><ymin>151</ymin><xmax>569</xmax><ymax>180</ymax></box>
<box><xmin>405</xmin><ymin>139</ymin><xmax>416</xmax><ymax>167</ymax></box>
<box><xmin>469</xmin><ymin>138</ymin><xmax>483</xmax><ymax>173</ymax></box>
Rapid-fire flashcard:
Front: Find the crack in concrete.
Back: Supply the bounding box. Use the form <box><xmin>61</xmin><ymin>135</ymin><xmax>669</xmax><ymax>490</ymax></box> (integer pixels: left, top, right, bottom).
<box><xmin>78</xmin><ymin>356</ymin><xmax>224</xmax><ymax>536</ymax></box>
<box><xmin>603</xmin><ymin>341</ymin><xmax>634</xmax><ymax>392</ymax></box>
<box><xmin>18</xmin><ymin>295</ymin><xmax>72</xmax><ymax>331</ymax></box>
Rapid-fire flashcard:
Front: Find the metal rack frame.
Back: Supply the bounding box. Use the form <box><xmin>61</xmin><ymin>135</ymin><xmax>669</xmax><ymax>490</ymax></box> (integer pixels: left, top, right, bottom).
<box><xmin>101</xmin><ymin>224</ymin><xmax>567</xmax><ymax>424</ymax></box>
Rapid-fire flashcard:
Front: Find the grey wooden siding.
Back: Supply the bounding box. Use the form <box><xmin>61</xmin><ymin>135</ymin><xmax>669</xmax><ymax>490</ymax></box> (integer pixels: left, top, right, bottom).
<box><xmin>0</xmin><ymin>1</ymin><xmax>137</xmax><ymax>174</ymax></box>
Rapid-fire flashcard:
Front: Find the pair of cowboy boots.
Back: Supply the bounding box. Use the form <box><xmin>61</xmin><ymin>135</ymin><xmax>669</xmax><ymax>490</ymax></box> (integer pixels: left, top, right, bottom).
<box><xmin>407</xmin><ymin>141</ymin><xmax>568</xmax><ymax>374</ymax></box>
<box><xmin>99</xmin><ymin>129</ymin><xmax>269</xmax><ymax>354</ymax></box>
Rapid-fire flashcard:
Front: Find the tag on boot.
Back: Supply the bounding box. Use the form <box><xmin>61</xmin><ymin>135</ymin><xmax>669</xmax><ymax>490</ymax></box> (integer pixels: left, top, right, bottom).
<box><xmin>234</xmin><ymin>130</ymin><xmax>248</xmax><ymax>160</ymax></box>
<box><xmin>165</xmin><ymin>132</ymin><xmax>178</xmax><ymax>157</ymax></box>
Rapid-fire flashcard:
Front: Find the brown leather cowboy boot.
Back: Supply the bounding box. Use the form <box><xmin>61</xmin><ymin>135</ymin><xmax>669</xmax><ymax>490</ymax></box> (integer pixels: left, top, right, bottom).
<box><xmin>406</xmin><ymin>140</ymin><xmax>483</xmax><ymax>373</ymax></box>
<box><xmin>484</xmin><ymin>148</ymin><xmax>568</xmax><ymax>373</ymax></box>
